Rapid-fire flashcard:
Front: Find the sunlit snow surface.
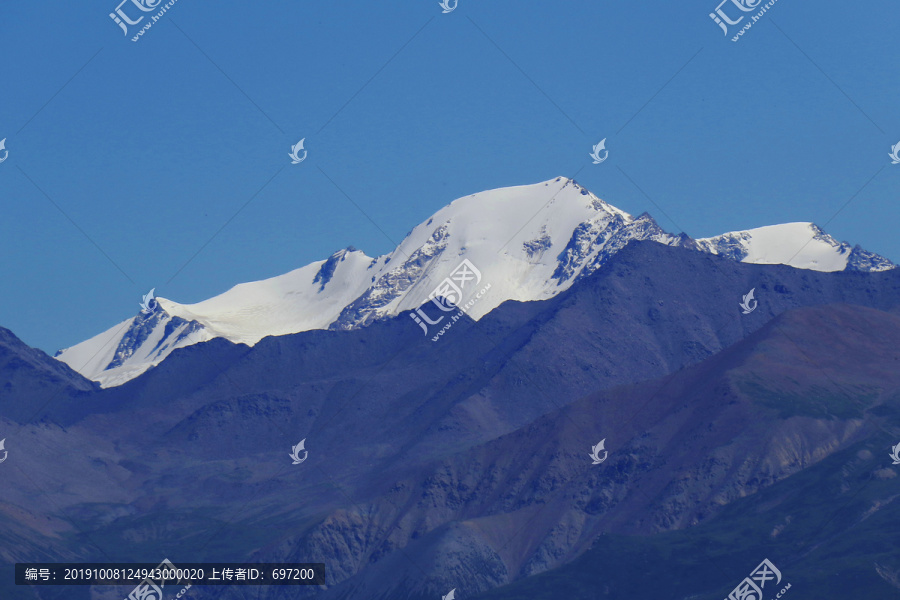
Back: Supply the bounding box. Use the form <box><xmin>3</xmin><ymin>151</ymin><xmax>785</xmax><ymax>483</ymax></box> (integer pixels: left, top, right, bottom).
<box><xmin>56</xmin><ymin>177</ymin><xmax>893</xmax><ymax>387</ymax></box>
<box><xmin>697</xmin><ymin>223</ymin><xmax>849</xmax><ymax>272</ymax></box>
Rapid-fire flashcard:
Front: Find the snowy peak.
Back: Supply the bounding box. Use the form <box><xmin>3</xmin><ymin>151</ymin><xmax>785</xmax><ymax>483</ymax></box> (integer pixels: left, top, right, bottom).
<box><xmin>163</xmin><ymin>246</ymin><xmax>379</xmax><ymax>344</ymax></box>
<box><xmin>696</xmin><ymin>223</ymin><xmax>895</xmax><ymax>272</ymax></box>
<box><xmin>55</xmin><ymin>177</ymin><xmax>895</xmax><ymax>387</ymax></box>
<box><xmin>313</xmin><ymin>247</ymin><xmax>360</xmax><ymax>291</ymax></box>
<box><xmin>331</xmin><ymin>177</ymin><xmax>682</xmax><ymax>329</ymax></box>
<box><xmin>56</xmin><ymin>248</ymin><xmax>381</xmax><ymax>386</ymax></box>
<box><xmin>54</xmin><ymin>307</ymin><xmax>212</xmax><ymax>388</ymax></box>
<box><xmin>845</xmin><ymin>244</ymin><xmax>897</xmax><ymax>272</ymax></box>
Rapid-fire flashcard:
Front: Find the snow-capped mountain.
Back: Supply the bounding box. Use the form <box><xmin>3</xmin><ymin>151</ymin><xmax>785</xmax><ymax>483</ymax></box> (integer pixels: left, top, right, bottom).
<box><xmin>55</xmin><ymin>177</ymin><xmax>894</xmax><ymax>387</ymax></box>
<box><xmin>53</xmin><ymin>249</ymin><xmax>380</xmax><ymax>388</ymax></box>
<box><xmin>695</xmin><ymin>222</ymin><xmax>895</xmax><ymax>272</ymax></box>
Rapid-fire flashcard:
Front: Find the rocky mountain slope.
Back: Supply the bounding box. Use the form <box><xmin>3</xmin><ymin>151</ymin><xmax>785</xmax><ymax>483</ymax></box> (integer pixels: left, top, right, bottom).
<box><xmin>2</xmin><ymin>241</ymin><xmax>899</xmax><ymax>599</ymax></box>
<box><xmin>54</xmin><ymin>178</ymin><xmax>895</xmax><ymax>387</ymax></box>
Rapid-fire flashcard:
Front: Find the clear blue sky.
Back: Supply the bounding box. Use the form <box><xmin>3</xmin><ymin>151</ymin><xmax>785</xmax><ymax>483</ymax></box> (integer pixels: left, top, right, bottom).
<box><xmin>1</xmin><ymin>0</ymin><xmax>897</xmax><ymax>354</ymax></box>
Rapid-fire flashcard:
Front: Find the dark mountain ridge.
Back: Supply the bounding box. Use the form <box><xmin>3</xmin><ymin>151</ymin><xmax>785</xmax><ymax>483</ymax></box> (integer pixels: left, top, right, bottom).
<box><xmin>1</xmin><ymin>241</ymin><xmax>900</xmax><ymax>599</ymax></box>
<box><xmin>280</xmin><ymin>303</ymin><xmax>900</xmax><ymax>600</ymax></box>
<box><xmin>0</xmin><ymin>325</ymin><xmax>97</xmax><ymax>424</ymax></box>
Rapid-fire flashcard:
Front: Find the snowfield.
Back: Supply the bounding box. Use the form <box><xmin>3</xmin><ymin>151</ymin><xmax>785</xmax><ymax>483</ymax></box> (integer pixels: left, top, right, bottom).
<box><xmin>55</xmin><ymin>177</ymin><xmax>895</xmax><ymax>387</ymax></box>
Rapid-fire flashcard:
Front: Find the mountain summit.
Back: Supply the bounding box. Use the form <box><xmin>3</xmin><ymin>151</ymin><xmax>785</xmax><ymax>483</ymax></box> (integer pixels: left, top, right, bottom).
<box><xmin>55</xmin><ymin>177</ymin><xmax>894</xmax><ymax>387</ymax></box>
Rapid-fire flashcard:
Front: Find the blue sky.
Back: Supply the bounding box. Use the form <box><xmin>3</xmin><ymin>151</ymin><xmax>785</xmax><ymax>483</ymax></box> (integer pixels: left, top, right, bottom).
<box><xmin>1</xmin><ymin>0</ymin><xmax>898</xmax><ymax>353</ymax></box>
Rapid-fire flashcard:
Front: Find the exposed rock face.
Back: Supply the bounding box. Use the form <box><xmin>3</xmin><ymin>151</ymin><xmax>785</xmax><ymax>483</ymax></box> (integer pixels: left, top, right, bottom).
<box><xmin>55</xmin><ymin>179</ymin><xmax>894</xmax><ymax>388</ymax></box>
<box><xmin>3</xmin><ymin>243</ymin><xmax>900</xmax><ymax>599</ymax></box>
